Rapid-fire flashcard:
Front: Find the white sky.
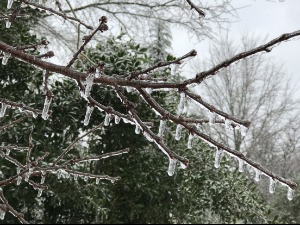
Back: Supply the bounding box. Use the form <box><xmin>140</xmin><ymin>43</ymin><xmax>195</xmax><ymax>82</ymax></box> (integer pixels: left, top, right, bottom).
<box><xmin>171</xmin><ymin>0</ymin><xmax>300</xmax><ymax>95</ymax></box>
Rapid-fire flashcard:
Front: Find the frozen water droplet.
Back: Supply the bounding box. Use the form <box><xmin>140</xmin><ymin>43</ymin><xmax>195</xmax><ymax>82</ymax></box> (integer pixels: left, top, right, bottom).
<box><xmin>287</xmin><ymin>187</ymin><xmax>294</xmax><ymax>201</ymax></box>
<box><xmin>41</xmin><ymin>170</ymin><xmax>46</xmax><ymax>176</ymax></box>
<box><xmin>135</xmin><ymin>124</ymin><xmax>141</xmax><ymax>134</ymax></box>
<box><xmin>187</xmin><ymin>133</ymin><xmax>194</xmax><ymax>149</ymax></box>
<box><xmin>167</xmin><ymin>158</ymin><xmax>177</xmax><ymax>176</ymax></box>
<box><xmin>214</xmin><ymin>148</ymin><xmax>223</xmax><ymax>169</ymax></box>
<box><xmin>84</xmin><ymin>176</ymin><xmax>89</xmax><ymax>182</ymax></box>
<box><xmin>0</xmin><ymin>103</ymin><xmax>8</xmax><ymax>118</ymax></box>
<box><xmin>96</xmin><ymin>178</ymin><xmax>100</xmax><ymax>185</ymax></box>
<box><xmin>42</xmin><ymin>96</ymin><xmax>52</xmax><ymax>120</ymax></box>
<box><xmin>254</xmin><ymin>168</ymin><xmax>261</xmax><ymax>182</ymax></box>
<box><xmin>175</xmin><ymin>124</ymin><xmax>182</xmax><ymax>141</ymax></box>
<box><xmin>74</xmin><ymin>174</ymin><xmax>78</xmax><ymax>181</ymax></box>
<box><xmin>37</xmin><ymin>189</ymin><xmax>43</xmax><ymax>198</ymax></box>
<box><xmin>17</xmin><ymin>176</ymin><xmax>22</xmax><ymax>185</ymax></box>
<box><xmin>114</xmin><ymin>115</ymin><xmax>120</xmax><ymax>124</ymax></box>
<box><xmin>177</xmin><ymin>92</ymin><xmax>186</xmax><ymax>115</ymax></box>
<box><xmin>238</xmin><ymin>159</ymin><xmax>244</xmax><ymax>172</ymax></box>
<box><xmin>158</xmin><ymin>120</ymin><xmax>166</xmax><ymax>137</ymax></box>
<box><xmin>84</xmin><ymin>105</ymin><xmax>94</xmax><ymax>126</ymax></box>
<box><xmin>269</xmin><ymin>178</ymin><xmax>276</xmax><ymax>194</ymax></box>
<box><xmin>104</xmin><ymin>113</ymin><xmax>111</xmax><ymax>126</ymax></box>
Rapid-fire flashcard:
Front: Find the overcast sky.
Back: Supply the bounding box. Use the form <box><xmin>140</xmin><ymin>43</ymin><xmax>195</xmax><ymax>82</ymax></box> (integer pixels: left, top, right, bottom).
<box><xmin>171</xmin><ymin>0</ymin><xmax>300</xmax><ymax>93</ymax></box>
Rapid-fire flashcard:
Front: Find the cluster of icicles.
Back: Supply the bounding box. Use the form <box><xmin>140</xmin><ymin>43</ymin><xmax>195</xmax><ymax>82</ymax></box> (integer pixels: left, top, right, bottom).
<box><xmin>1</xmin><ymin>49</ymin><xmax>295</xmax><ymax>203</ymax></box>
<box><xmin>0</xmin><ymin>102</ymin><xmax>39</xmax><ymax>118</ymax></box>
<box><xmin>79</xmin><ymin>72</ymin><xmax>296</xmax><ymax>201</ymax></box>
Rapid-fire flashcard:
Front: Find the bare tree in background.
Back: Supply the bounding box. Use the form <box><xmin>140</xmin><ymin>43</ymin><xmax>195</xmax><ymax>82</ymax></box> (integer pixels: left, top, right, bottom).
<box><xmin>35</xmin><ymin>0</ymin><xmax>237</xmax><ymax>59</ymax></box>
<box><xmin>1</xmin><ymin>0</ymin><xmax>300</xmax><ymax>223</ymax></box>
<box><xmin>191</xmin><ymin>33</ymin><xmax>300</xmax><ymax>191</ymax></box>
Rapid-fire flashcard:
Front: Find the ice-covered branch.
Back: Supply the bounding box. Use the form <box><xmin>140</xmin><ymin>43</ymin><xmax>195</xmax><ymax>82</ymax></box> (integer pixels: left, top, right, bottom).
<box><xmin>0</xmin><ymin>97</ymin><xmax>42</xmax><ymax>118</ymax></box>
<box><xmin>182</xmin><ymin>29</ymin><xmax>300</xmax><ymax>86</ymax></box>
<box><xmin>184</xmin><ymin>90</ymin><xmax>251</xmax><ymax>128</ymax></box>
<box><xmin>186</xmin><ymin>0</ymin><xmax>206</xmax><ymax>17</ymax></box>
<box><xmin>114</xmin><ymin>87</ymin><xmax>189</xmax><ymax>169</ymax></box>
<box><xmin>66</xmin><ymin>16</ymin><xmax>108</xmax><ymax>68</ymax></box>
<box><xmin>19</xmin><ymin>0</ymin><xmax>93</xmax><ymax>30</ymax></box>
<box><xmin>0</xmin><ymin>191</ymin><xmax>29</xmax><ymax>224</ymax></box>
<box><xmin>137</xmin><ymin>88</ymin><xmax>297</xmax><ymax>190</ymax></box>
<box><xmin>54</xmin><ymin>123</ymin><xmax>104</xmax><ymax>165</ymax></box>
<box><xmin>128</xmin><ymin>49</ymin><xmax>197</xmax><ymax>80</ymax></box>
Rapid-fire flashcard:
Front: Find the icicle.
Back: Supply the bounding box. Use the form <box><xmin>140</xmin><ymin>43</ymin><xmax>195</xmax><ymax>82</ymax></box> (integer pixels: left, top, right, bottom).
<box><xmin>57</xmin><ymin>170</ymin><xmax>62</xmax><ymax>179</ymax></box>
<box><xmin>30</xmin><ymin>111</ymin><xmax>38</xmax><ymax>118</ymax></box>
<box><xmin>167</xmin><ymin>158</ymin><xmax>177</xmax><ymax>176</ymax></box>
<box><xmin>135</xmin><ymin>124</ymin><xmax>141</xmax><ymax>134</ymax></box>
<box><xmin>6</xmin><ymin>21</ymin><xmax>11</xmax><ymax>29</ymax></box>
<box><xmin>7</xmin><ymin>0</ymin><xmax>14</xmax><ymax>9</ymax></box>
<box><xmin>240</xmin><ymin>125</ymin><xmax>247</xmax><ymax>136</ymax></box>
<box><xmin>0</xmin><ymin>103</ymin><xmax>8</xmax><ymax>118</ymax></box>
<box><xmin>0</xmin><ymin>206</ymin><xmax>5</xmax><ymax>220</ymax></box>
<box><xmin>17</xmin><ymin>176</ymin><xmax>22</xmax><ymax>185</ymax></box>
<box><xmin>96</xmin><ymin>178</ymin><xmax>100</xmax><ymax>185</ymax></box>
<box><xmin>84</xmin><ymin>105</ymin><xmax>94</xmax><ymax>126</ymax></box>
<box><xmin>224</xmin><ymin>119</ymin><xmax>231</xmax><ymax>130</ymax></box>
<box><xmin>41</xmin><ymin>176</ymin><xmax>45</xmax><ymax>185</ymax></box>
<box><xmin>158</xmin><ymin>120</ymin><xmax>166</xmax><ymax>137</ymax></box>
<box><xmin>29</xmin><ymin>167</ymin><xmax>33</xmax><ymax>174</ymax></box>
<box><xmin>143</xmin><ymin>131</ymin><xmax>154</xmax><ymax>142</ymax></box>
<box><xmin>74</xmin><ymin>174</ymin><xmax>78</xmax><ymax>181</ymax></box>
<box><xmin>37</xmin><ymin>189</ymin><xmax>43</xmax><ymax>198</ymax></box>
<box><xmin>269</xmin><ymin>178</ymin><xmax>276</xmax><ymax>194</ymax></box>
<box><xmin>208</xmin><ymin>111</ymin><xmax>215</xmax><ymax>126</ymax></box>
<box><xmin>42</xmin><ymin>96</ymin><xmax>52</xmax><ymax>120</ymax></box>
<box><xmin>214</xmin><ymin>148</ymin><xmax>223</xmax><ymax>169</ymax></box>
<box><xmin>1</xmin><ymin>52</ymin><xmax>11</xmax><ymax>65</ymax></box>
<box><xmin>114</xmin><ymin>115</ymin><xmax>120</xmax><ymax>124</ymax></box>
<box><xmin>254</xmin><ymin>168</ymin><xmax>261</xmax><ymax>182</ymax></box>
<box><xmin>187</xmin><ymin>133</ymin><xmax>194</xmax><ymax>149</ymax></box>
<box><xmin>24</xmin><ymin>173</ymin><xmax>30</xmax><ymax>182</ymax></box>
<box><xmin>145</xmin><ymin>88</ymin><xmax>153</xmax><ymax>95</ymax></box>
<box><xmin>126</xmin><ymin>86</ymin><xmax>134</xmax><ymax>93</ymax></box>
<box><xmin>84</xmin><ymin>73</ymin><xmax>95</xmax><ymax>97</ymax></box>
<box><xmin>177</xmin><ymin>92</ymin><xmax>186</xmax><ymax>115</ymax></box>
<box><xmin>175</xmin><ymin>124</ymin><xmax>182</xmax><ymax>141</ymax></box>
<box><xmin>287</xmin><ymin>187</ymin><xmax>294</xmax><ymax>201</ymax></box>
<box><xmin>104</xmin><ymin>113</ymin><xmax>111</xmax><ymax>126</ymax></box>
<box><xmin>84</xmin><ymin>176</ymin><xmax>88</xmax><ymax>182</ymax></box>
<box><xmin>41</xmin><ymin>170</ymin><xmax>46</xmax><ymax>176</ymax></box>
<box><xmin>5</xmin><ymin>149</ymin><xmax>10</xmax><ymax>156</ymax></box>
<box><xmin>179</xmin><ymin>161</ymin><xmax>187</xmax><ymax>169</ymax></box>
<box><xmin>238</xmin><ymin>159</ymin><xmax>244</xmax><ymax>172</ymax></box>
<box><xmin>66</xmin><ymin>173</ymin><xmax>70</xmax><ymax>179</ymax></box>
<box><xmin>16</xmin><ymin>167</ymin><xmax>21</xmax><ymax>174</ymax></box>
